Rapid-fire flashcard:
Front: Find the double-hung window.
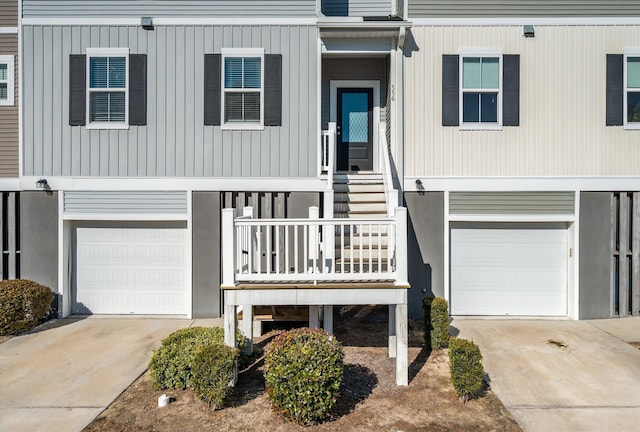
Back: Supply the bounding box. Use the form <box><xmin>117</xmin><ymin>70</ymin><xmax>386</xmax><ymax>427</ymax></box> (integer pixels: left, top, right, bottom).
<box><xmin>0</xmin><ymin>55</ymin><xmax>15</xmax><ymax>106</ymax></box>
<box><xmin>221</xmin><ymin>48</ymin><xmax>264</xmax><ymax>129</ymax></box>
<box><xmin>625</xmin><ymin>49</ymin><xmax>640</xmax><ymax>129</ymax></box>
<box><xmin>460</xmin><ymin>50</ymin><xmax>501</xmax><ymax>128</ymax></box>
<box><xmin>86</xmin><ymin>48</ymin><xmax>129</xmax><ymax>129</ymax></box>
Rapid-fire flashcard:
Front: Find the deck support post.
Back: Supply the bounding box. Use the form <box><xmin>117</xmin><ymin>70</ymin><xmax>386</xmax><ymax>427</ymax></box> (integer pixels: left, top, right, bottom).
<box><xmin>395</xmin><ymin>303</ymin><xmax>408</xmax><ymax>386</ymax></box>
<box><xmin>224</xmin><ymin>304</ymin><xmax>238</xmax><ymax>385</ymax></box>
<box><xmin>241</xmin><ymin>304</ymin><xmax>253</xmax><ymax>355</ymax></box>
<box><xmin>323</xmin><ymin>305</ymin><xmax>333</xmax><ymax>334</ymax></box>
<box><xmin>388</xmin><ymin>304</ymin><xmax>397</xmax><ymax>358</ymax></box>
<box><xmin>309</xmin><ymin>305</ymin><xmax>320</xmax><ymax>328</ymax></box>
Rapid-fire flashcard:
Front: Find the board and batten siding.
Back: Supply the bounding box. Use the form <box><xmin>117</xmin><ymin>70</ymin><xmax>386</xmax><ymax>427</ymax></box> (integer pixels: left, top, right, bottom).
<box><xmin>0</xmin><ymin>34</ymin><xmax>18</xmax><ymax>178</ymax></box>
<box><xmin>0</xmin><ymin>0</ymin><xmax>17</xmax><ymax>27</ymax></box>
<box><xmin>409</xmin><ymin>0</ymin><xmax>640</xmax><ymax>18</ymax></box>
<box><xmin>404</xmin><ymin>25</ymin><xmax>640</xmax><ymax>178</ymax></box>
<box><xmin>22</xmin><ymin>0</ymin><xmax>317</xmax><ymax>18</ymax></box>
<box><xmin>22</xmin><ymin>25</ymin><xmax>318</xmax><ymax>178</ymax></box>
<box><xmin>322</xmin><ymin>0</ymin><xmax>392</xmax><ymax>17</ymax></box>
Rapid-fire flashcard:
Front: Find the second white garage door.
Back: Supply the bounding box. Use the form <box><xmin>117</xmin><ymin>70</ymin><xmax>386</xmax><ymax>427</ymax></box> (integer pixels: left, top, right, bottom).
<box><xmin>73</xmin><ymin>222</ymin><xmax>188</xmax><ymax>315</ymax></box>
<box><xmin>450</xmin><ymin>223</ymin><xmax>568</xmax><ymax>316</ymax></box>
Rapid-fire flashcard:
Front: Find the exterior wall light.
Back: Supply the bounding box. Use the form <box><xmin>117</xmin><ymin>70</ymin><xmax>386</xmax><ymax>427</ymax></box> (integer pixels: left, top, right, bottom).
<box><xmin>523</xmin><ymin>25</ymin><xmax>535</xmax><ymax>38</ymax></box>
<box><xmin>35</xmin><ymin>178</ymin><xmax>48</xmax><ymax>189</ymax></box>
<box><xmin>141</xmin><ymin>17</ymin><xmax>154</xmax><ymax>30</ymax></box>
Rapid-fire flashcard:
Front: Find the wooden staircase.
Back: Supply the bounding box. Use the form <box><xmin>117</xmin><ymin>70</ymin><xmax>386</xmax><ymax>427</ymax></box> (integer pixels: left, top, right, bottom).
<box><xmin>332</xmin><ymin>174</ymin><xmax>391</xmax><ymax>273</ymax></box>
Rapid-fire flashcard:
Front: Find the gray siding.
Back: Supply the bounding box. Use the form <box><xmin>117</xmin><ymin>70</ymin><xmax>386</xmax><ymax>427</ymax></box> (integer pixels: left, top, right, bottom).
<box><xmin>23</xmin><ymin>25</ymin><xmax>318</xmax><ymax>178</ymax></box>
<box><xmin>409</xmin><ymin>0</ymin><xmax>640</xmax><ymax>18</ymax></box>
<box><xmin>23</xmin><ymin>0</ymin><xmax>316</xmax><ymax>18</ymax></box>
<box><xmin>405</xmin><ymin>192</ymin><xmax>445</xmax><ymax>319</ymax></box>
<box><xmin>579</xmin><ymin>192</ymin><xmax>614</xmax><ymax>319</ymax></box>
<box><xmin>322</xmin><ymin>57</ymin><xmax>388</xmax><ymax>130</ymax></box>
<box><xmin>64</xmin><ymin>191</ymin><xmax>188</xmax><ymax>214</ymax></box>
<box><xmin>192</xmin><ymin>191</ymin><xmax>221</xmax><ymax>318</ymax></box>
<box><xmin>0</xmin><ymin>0</ymin><xmax>17</xmax><ymax>26</ymax></box>
<box><xmin>0</xmin><ymin>34</ymin><xmax>18</xmax><ymax>178</ymax></box>
<box><xmin>449</xmin><ymin>192</ymin><xmax>575</xmax><ymax>215</ymax></box>
<box><xmin>322</xmin><ymin>0</ymin><xmax>392</xmax><ymax>17</ymax></box>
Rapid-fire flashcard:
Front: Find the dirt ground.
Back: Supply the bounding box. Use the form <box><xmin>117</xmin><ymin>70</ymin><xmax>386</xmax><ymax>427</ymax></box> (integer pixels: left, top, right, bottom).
<box><xmin>84</xmin><ymin>306</ymin><xmax>521</xmax><ymax>432</ymax></box>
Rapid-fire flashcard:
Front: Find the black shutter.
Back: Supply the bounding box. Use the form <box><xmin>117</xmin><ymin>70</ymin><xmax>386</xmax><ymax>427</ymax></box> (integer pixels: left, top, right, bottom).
<box><xmin>204</xmin><ymin>54</ymin><xmax>221</xmax><ymax>126</ymax></box>
<box><xmin>502</xmin><ymin>54</ymin><xmax>520</xmax><ymax>126</ymax></box>
<box><xmin>606</xmin><ymin>54</ymin><xmax>624</xmax><ymax>126</ymax></box>
<box><xmin>264</xmin><ymin>54</ymin><xmax>282</xmax><ymax>126</ymax></box>
<box><xmin>129</xmin><ymin>54</ymin><xmax>147</xmax><ymax>126</ymax></box>
<box><xmin>69</xmin><ymin>54</ymin><xmax>86</xmax><ymax>126</ymax></box>
<box><xmin>442</xmin><ymin>55</ymin><xmax>459</xmax><ymax>126</ymax></box>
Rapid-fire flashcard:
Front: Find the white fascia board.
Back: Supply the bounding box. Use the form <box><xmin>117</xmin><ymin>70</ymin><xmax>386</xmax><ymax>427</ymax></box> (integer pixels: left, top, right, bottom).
<box><xmin>448</xmin><ymin>214</ymin><xmax>576</xmax><ymax>223</ymax></box>
<box><xmin>404</xmin><ymin>176</ymin><xmax>640</xmax><ymax>192</ymax></box>
<box><xmin>16</xmin><ymin>177</ymin><xmax>326</xmax><ymax>192</ymax></box>
<box><xmin>224</xmin><ymin>288</ymin><xmax>407</xmax><ymax>306</ymax></box>
<box><xmin>0</xmin><ymin>179</ymin><xmax>20</xmax><ymax>191</ymax></box>
<box><xmin>409</xmin><ymin>17</ymin><xmax>640</xmax><ymax>26</ymax></box>
<box><xmin>0</xmin><ymin>27</ymin><xmax>18</xmax><ymax>34</ymax></box>
<box><xmin>21</xmin><ymin>17</ymin><xmax>317</xmax><ymax>26</ymax></box>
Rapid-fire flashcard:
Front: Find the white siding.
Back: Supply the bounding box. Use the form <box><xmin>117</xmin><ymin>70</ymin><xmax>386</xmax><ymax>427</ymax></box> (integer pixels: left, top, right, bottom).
<box><xmin>404</xmin><ymin>25</ymin><xmax>640</xmax><ymax>177</ymax></box>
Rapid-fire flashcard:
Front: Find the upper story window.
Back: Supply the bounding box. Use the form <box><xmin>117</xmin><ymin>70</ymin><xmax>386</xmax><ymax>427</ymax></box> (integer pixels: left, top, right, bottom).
<box><xmin>0</xmin><ymin>55</ymin><xmax>15</xmax><ymax>106</ymax></box>
<box><xmin>625</xmin><ymin>49</ymin><xmax>640</xmax><ymax>128</ymax></box>
<box><xmin>86</xmin><ymin>48</ymin><xmax>129</xmax><ymax>129</ymax></box>
<box><xmin>221</xmin><ymin>48</ymin><xmax>264</xmax><ymax>129</ymax></box>
<box><xmin>442</xmin><ymin>50</ymin><xmax>519</xmax><ymax>129</ymax></box>
<box><xmin>461</xmin><ymin>55</ymin><xmax>501</xmax><ymax>127</ymax></box>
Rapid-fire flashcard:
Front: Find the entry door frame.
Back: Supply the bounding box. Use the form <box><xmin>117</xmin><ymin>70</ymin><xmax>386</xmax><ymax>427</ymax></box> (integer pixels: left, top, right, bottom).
<box><xmin>330</xmin><ymin>80</ymin><xmax>380</xmax><ymax>172</ymax></box>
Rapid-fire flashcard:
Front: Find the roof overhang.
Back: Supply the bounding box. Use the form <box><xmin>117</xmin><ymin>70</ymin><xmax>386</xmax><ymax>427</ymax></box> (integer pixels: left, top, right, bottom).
<box><xmin>318</xmin><ymin>19</ymin><xmax>411</xmax><ymax>47</ymax></box>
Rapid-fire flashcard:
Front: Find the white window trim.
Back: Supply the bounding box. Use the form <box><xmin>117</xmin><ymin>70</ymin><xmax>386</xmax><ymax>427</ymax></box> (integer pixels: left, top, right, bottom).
<box><xmin>0</xmin><ymin>55</ymin><xmax>15</xmax><ymax>106</ymax></box>
<box><xmin>85</xmin><ymin>47</ymin><xmax>129</xmax><ymax>130</ymax></box>
<box><xmin>624</xmin><ymin>48</ymin><xmax>640</xmax><ymax>130</ymax></box>
<box><xmin>221</xmin><ymin>47</ymin><xmax>265</xmax><ymax>131</ymax></box>
<box><xmin>459</xmin><ymin>48</ymin><xmax>502</xmax><ymax>131</ymax></box>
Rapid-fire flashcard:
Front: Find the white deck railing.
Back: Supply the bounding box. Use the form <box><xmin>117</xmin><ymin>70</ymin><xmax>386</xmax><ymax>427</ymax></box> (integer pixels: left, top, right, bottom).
<box><xmin>379</xmin><ymin>124</ymin><xmax>399</xmax><ymax>217</ymax></box>
<box><xmin>221</xmin><ymin>206</ymin><xmax>408</xmax><ymax>286</ymax></box>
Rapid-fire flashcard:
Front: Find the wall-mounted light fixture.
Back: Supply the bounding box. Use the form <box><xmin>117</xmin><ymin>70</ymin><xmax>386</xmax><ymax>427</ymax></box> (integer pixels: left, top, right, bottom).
<box><xmin>523</xmin><ymin>25</ymin><xmax>535</xmax><ymax>38</ymax></box>
<box><xmin>141</xmin><ymin>17</ymin><xmax>154</xmax><ymax>31</ymax></box>
<box><xmin>35</xmin><ymin>178</ymin><xmax>48</xmax><ymax>189</ymax></box>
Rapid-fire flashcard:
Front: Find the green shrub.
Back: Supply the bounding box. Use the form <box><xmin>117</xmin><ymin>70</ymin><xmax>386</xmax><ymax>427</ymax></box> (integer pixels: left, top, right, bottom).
<box><xmin>0</xmin><ymin>279</ymin><xmax>55</xmax><ymax>335</ymax></box>
<box><xmin>264</xmin><ymin>328</ymin><xmax>344</xmax><ymax>425</ymax></box>
<box><xmin>423</xmin><ymin>297</ymin><xmax>450</xmax><ymax>350</ymax></box>
<box><xmin>191</xmin><ymin>344</ymin><xmax>239</xmax><ymax>409</ymax></box>
<box><xmin>448</xmin><ymin>337</ymin><xmax>484</xmax><ymax>402</ymax></box>
<box><xmin>149</xmin><ymin>326</ymin><xmax>247</xmax><ymax>390</ymax></box>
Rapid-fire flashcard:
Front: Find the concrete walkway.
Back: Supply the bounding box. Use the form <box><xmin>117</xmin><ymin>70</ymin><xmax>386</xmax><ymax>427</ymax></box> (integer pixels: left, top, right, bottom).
<box><xmin>452</xmin><ymin>317</ymin><xmax>640</xmax><ymax>432</ymax></box>
<box><xmin>0</xmin><ymin>316</ymin><xmax>221</xmax><ymax>432</ymax></box>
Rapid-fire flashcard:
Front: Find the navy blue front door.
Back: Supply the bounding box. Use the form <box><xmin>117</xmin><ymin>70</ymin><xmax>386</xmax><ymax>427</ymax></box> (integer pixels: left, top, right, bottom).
<box><xmin>337</xmin><ymin>88</ymin><xmax>373</xmax><ymax>172</ymax></box>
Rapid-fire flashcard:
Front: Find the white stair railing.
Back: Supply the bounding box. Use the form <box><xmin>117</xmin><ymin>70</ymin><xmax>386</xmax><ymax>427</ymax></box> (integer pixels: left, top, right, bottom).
<box><xmin>379</xmin><ymin>123</ymin><xmax>399</xmax><ymax>217</ymax></box>
<box><xmin>221</xmin><ymin>206</ymin><xmax>408</xmax><ymax>285</ymax></box>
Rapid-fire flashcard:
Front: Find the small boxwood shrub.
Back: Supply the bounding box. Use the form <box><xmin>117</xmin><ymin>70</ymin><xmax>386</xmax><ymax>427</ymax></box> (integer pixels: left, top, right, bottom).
<box><xmin>449</xmin><ymin>337</ymin><xmax>484</xmax><ymax>402</ymax></box>
<box><xmin>191</xmin><ymin>344</ymin><xmax>239</xmax><ymax>409</ymax></box>
<box><xmin>264</xmin><ymin>328</ymin><xmax>344</xmax><ymax>425</ymax></box>
<box><xmin>149</xmin><ymin>326</ymin><xmax>247</xmax><ymax>390</ymax></box>
<box><xmin>0</xmin><ymin>279</ymin><xmax>55</xmax><ymax>335</ymax></box>
<box><xmin>423</xmin><ymin>297</ymin><xmax>450</xmax><ymax>350</ymax></box>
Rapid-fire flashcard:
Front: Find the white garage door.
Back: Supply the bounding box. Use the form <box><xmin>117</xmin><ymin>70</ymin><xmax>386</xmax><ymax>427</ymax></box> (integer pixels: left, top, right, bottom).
<box><xmin>451</xmin><ymin>223</ymin><xmax>568</xmax><ymax>316</ymax></box>
<box><xmin>73</xmin><ymin>222</ymin><xmax>188</xmax><ymax>315</ymax></box>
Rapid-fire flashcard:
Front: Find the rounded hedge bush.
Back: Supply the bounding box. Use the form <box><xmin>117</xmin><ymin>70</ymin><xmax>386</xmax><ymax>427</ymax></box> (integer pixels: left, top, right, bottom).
<box><xmin>423</xmin><ymin>297</ymin><xmax>450</xmax><ymax>350</ymax></box>
<box><xmin>448</xmin><ymin>337</ymin><xmax>484</xmax><ymax>402</ymax></box>
<box><xmin>191</xmin><ymin>344</ymin><xmax>239</xmax><ymax>409</ymax></box>
<box><xmin>149</xmin><ymin>326</ymin><xmax>247</xmax><ymax>390</ymax></box>
<box><xmin>0</xmin><ymin>279</ymin><xmax>54</xmax><ymax>335</ymax></box>
<box><xmin>264</xmin><ymin>328</ymin><xmax>344</xmax><ymax>425</ymax></box>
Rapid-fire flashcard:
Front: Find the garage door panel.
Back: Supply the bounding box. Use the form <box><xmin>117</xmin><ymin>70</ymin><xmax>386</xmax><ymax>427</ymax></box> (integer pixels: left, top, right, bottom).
<box><xmin>451</xmin><ymin>224</ymin><xmax>568</xmax><ymax>316</ymax></box>
<box><xmin>73</xmin><ymin>223</ymin><xmax>188</xmax><ymax>315</ymax></box>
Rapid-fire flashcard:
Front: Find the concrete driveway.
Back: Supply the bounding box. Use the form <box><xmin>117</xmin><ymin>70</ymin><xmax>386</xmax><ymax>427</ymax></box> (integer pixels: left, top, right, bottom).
<box><xmin>452</xmin><ymin>317</ymin><xmax>640</xmax><ymax>432</ymax></box>
<box><xmin>0</xmin><ymin>317</ymin><xmax>204</xmax><ymax>432</ymax></box>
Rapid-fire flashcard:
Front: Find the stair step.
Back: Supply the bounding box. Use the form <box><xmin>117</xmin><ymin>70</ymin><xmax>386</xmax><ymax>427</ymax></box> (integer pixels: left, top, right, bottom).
<box><xmin>335</xmin><ymin>235</ymin><xmax>389</xmax><ymax>247</ymax></box>
<box><xmin>336</xmin><ymin>248</ymin><xmax>390</xmax><ymax>260</ymax></box>
<box><xmin>334</xmin><ymin>192</ymin><xmax>386</xmax><ymax>203</ymax></box>
<box><xmin>334</xmin><ymin>212</ymin><xmax>388</xmax><ymax>219</ymax></box>
<box><xmin>333</xmin><ymin>224</ymin><xmax>391</xmax><ymax>235</ymax></box>
<box><xmin>334</xmin><ymin>202</ymin><xmax>387</xmax><ymax>213</ymax></box>
<box><xmin>334</xmin><ymin>173</ymin><xmax>383</xmax><ymax>183</ymax></box>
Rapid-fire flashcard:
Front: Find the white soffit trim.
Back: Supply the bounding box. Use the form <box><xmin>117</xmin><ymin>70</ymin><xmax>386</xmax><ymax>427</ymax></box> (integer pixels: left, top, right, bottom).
<box><xmin>409</xmin><ymin>17</ymin><xmax>640</xmax><ymax>26</ymax></box>
<box><xmin>21</xmin><ymin>17</ymin><xmax>317</xmax><ymax>26</ymax></box>
<box><xmin>16</xmin><ymin>177</ymin><xmax>326</xmax><ymax>192</ymax></box>
<box><xmin>404</xmin><ymin>176</ymin><xmax>640</xmax><ymax>192</ymax></box>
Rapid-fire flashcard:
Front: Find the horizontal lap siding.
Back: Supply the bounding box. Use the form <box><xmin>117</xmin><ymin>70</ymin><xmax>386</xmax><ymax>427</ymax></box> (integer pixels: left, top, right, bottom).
<box><xmin>322</xmin><ymin>0</ymin><xmax>392</xmax><ymax>17</ymax></box>
<box><xmin>22</xmin><ymin>1</ymin><xmax>316</xmax><ymax>17</ymax></box>
<box><xmin>0</xmin><ymin>34</ymin><xmax>18</xmax><ymax>178</ymax></box>
<box><xmin>22</xmin><ymin>25</ymin><xmax>318</xmax><ymax>178</ymax></box>
<box><xmin>449</xmin><ymin>192</ymin><xmax>575</xmax><ymax>215</ymax></box>
<box><xmin>64</xmin><ymin>191</ymin><xmax>188</xmax><ymax>214</ymax></box>
<box><xmin>409</xmin><ymin>1</ymin><xmax>640</xmax><ymax>17</ymax></box>
<box><xmin>0</xmin><ymin>0</ymin><xmax>17</xmax><ymax>26</ymax></box>
<box><xmin>404</xmin><ymin>25</ymin><xmax>640</xmax><ymax>178</ymax></box>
